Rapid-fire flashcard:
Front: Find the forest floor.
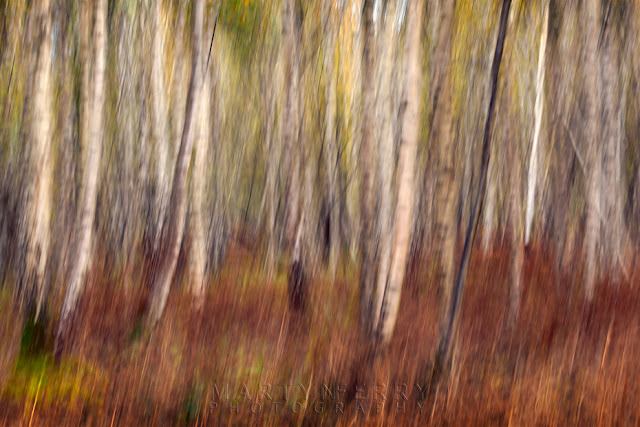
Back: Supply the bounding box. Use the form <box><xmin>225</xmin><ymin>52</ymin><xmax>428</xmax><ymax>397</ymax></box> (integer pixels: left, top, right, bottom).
<box><xmin>1</xmin><ymin>233</ymin><xmax>640</xmax><ymax>425</ymax></box>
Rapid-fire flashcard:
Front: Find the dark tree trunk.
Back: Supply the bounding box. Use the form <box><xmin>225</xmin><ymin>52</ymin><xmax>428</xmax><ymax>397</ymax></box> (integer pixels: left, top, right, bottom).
<box><xmin>435</xmin><ymin>0</ymin><xmax>512</xmax><ymax>374</ymax></box>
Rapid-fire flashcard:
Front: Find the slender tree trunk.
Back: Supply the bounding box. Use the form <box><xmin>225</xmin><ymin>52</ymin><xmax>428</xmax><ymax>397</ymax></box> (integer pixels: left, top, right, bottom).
<box><xmin>169</xmin><ymin>5</ymin><xmax>188</xmax><ymax>192</ymax></box>
<box><xmin>289</xmin><ymin>142</ymin><xmax>314</xmax><ymax>311</ymax></box>
<box><xmin>147</xmin><ymin>0</ymin><xmax>204</xmax><ymax>328</ymax></box>
<box><xmin>373</xmin><ymin>7</ymin><xmax>397</xmax><ymax>332</ymax></box>
<box><xmin>583</xmin><ymin>0</ymin><xmax>601</xmax><ymax>301</ymax></box>
<box><xmin>505</xmin><ymin>73</ymin><xmax>523</xmax><ymax>324</ymax></box>
<box><xmin>151</xmin><ymin>0</ymin><xmax>170</xmax><ymax>252</ymax></box>
<box><xmin>53</xmin><ymin>36</ymin><xmax>76</xmax><ymax>306</ymax></box>
<box><xmin>261</xmin><ymin>68</ymin><xmax>279</xmax><ymax>281</ymax></box>
<box><xmin>300</xmin><ymin>121</ymin><xmax>317</xmax><ymax>277</ymax></box>
<box><xmin>482</xmin><ymin>154</ymin><xmax>496</xmax><ymax>251</ymax></box>
<box><xmin>436</xmin><ymin>0</ymin><xmax>512</xmax><ymax>370</ymax></box>
<box><xmin>78</xmin><ymin>0</ymin><xmax>92</xmax><ymax>182</ymax></box>
<box><xmin>286</xmin><ymin>0</ymin><xmax>313</xmax><ymax>311</ymax></box>
<box><xmin>359</xmin><ymin>0</ymin><xmax>376</xmax><ymax>336</ymax></box>
<box><xmin>546</xmin><ymin>0</ymin><xmax>570</xmax><ymax>272</ymax></box>
<box><xmin>510</xmin><ymin>172</ymin><xmax>524</xmax><ymax>323</ymax></box>
<box><xmin>55</xmin><ymin>0</ymin><xmax>107</xmax><ymax>356</ymax></box>
<box><xmin>477</xmin><ymin>52</ymin><xmax>492</xmax><ymax>252</ymax></box>
<box><xmin>189</xmin><ymin>54</ymin><xmax>212</xmax><ymax>304</ymax></box>
<box><xmin>323</xmin><ymin>2</ymin><xmax>340</xmax><ymax>279</ymax></box>
<box><xmin>24</xmin><ymin>0</ymin><xmax>53</xmax><ymax>319</ymax></box>
<box><xmin>284</xmin><ymin>0</ymin><xmax>301</xmax><ymax>246</ymax></box>
<box><xmin>461</xmin><ymin>44</ymin><xmax>481</xmax><ymax>238</ymax></box>
<box><xmin>373</xmin><ymin>0</ymin><xmax>423</xmax><ymax>345</ymax></box>
<box><xmin>600</xmin><ymin>18</ymin><xmax>624</xmax><ymax>281</ymax></box>
<box><xmin>434</xmin><ymin>0</ymin><xmax>457</xmax><ymax>344</ymax></box>
<box><xmin>208</xmin><ymin>65</ymin><xmax>227</xmax><ymax>274</ymax></box>
<box><xmin>524</xmin><ymin>1</ymin><xmax>549</xmax><ymax>246</ymax></box>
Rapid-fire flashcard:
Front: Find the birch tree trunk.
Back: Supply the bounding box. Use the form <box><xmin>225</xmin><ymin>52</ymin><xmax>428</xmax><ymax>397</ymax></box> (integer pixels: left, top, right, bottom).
<box><xmin>482</xmin><ymin>154</ymin><xmax>496</xmax><ymax>251</ymax></box>
<box><xmin>583</xmin><ymin>0</ymin><xmax>601</xmax><ymax>301</ymax></box>
<box><xmin>24</xmin><ymin>0</ymin><xmax>53</xmax><ymax>319</ymax></box>
<box><xmin>189</xmin><ymin>54</ymin><xmax>212</xmax><ymax>304</ymax></box>
<box><xmin>284</xmin><ymin>0</ymin><xmax>301</xmax><ymax>246</ymax></box>
<box><xmin>289</xmin><ymin>144</ymin><xmax>315</xmax><ymax>311</ymax></box>
<box><xmin>55</xmin><ymin>0</ymin><xmax>107</xmax><ymax>356</ymax></box>
<box><xmin>359</xmin><ymin>0</ymin><xmax>376</xmax><ymax>336</ymax></box>
<box><xmin>510</xmin><ymin>164</ymin><xmax>524</xmax><ymax>323</ymax></box>
<box><xmin>373</xmin><ymin>7</ymin><xmax>397</xmax><ymax>332</ymax></box>
<box><xmin>78</xmin><ymin>0</ymin><xmax>92</xmax><ymax>184</ymax></box>
<box><xmin>373</xmin><ymin>0</ymin><xmax>423</xmax><ymax>345</ymax></box>
<box><xmin>479</xmin><ymin>54</ymin><xmax>493</xmax><ymax>253</ymax></box>
<box><xmin>323</xmin><ymin>1</ymin><xmax>340</xmax><ymax>279</ymax></box>
<box><xmin>169</xmin><ymin>5</ymin><xmax>188</xmax><ymax>197</ymax></box>
<box><xmin>285</xmin><ymin>0</ymin><xmax>312</xmax><ymax>310</ymax></box>
<box><xmin>261</xmin><ymin>66</ymin><xmax>279</xmax><ymax>281</ymax></box>
<box><xmin>546</xmin><ymin>0</ymin><xmax>570</xmax><ymax>271</ymax></box>
<box><xmin>524</xmin><ymin>1</ymin><xmax>549</xmax><ymax>246</ymax></box>
<box><xmin>52</xmin><ymin>32</ymin><xmax>77</xmax><ymax>308</ymax></box>
<box><xmin>505</xmin><ymin>72</ymin><xmax>523</xmax><ymax>324</ymax></box>
<box><xmin>600</xmin><ymin>19</ymin><xmax>624</xmax><ymax>281</ymax></box>
<box><xmin>434</xmin><ymin>0</ymin><xmax>457</xmax><ymax>343</ymax></box>
<box><xmin>151</xmin><ymin>0</ymin><xmax>170</xmax><ymax>252</ymax></box>
<box><xmin>147</xmin><ymin>0</ymin><xmax>204</xmax><ymax>328</ymax></box>
<box><xmin>208</xmin><ymin>65</ymin><xmax>226</xmax><ymax>273</ymax></box>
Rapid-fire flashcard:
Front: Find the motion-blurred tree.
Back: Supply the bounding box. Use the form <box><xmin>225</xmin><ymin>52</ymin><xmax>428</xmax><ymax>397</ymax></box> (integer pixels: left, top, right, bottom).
<box><xmin>55</xmin><ymin>0</ymin><xmax>108</xmax><ymax>358</ymax></box>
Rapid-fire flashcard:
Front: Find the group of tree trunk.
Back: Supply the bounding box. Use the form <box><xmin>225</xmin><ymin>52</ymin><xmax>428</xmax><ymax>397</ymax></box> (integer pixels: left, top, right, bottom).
<box><xmin>356</xmin><ymin>0</ymin><xmax>425</xmax><ymax>352</ymax></box>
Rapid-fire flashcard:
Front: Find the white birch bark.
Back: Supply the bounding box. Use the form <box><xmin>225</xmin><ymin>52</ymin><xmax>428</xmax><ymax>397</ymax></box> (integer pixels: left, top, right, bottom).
<box><xmin>524</xmin><ymin>1</ymin><xmax>549</xmax><ymax>245</ymax></box>
<box><xmin>373</xmin><ymin>6</ymin><xmax>397</xmax><ymax>331</ymax></box>
<box><xmin>261</xmin><ymin>69</ymin><xmax>278</xmax><ymax>280</ymax></box>
<box><xmin>482</xmin><ymin>154</ymin><xmax>496</xmax><ymax>252</ymax></box>
<box><xmin>600</xmin><ymin>22</ymin><xmax>624</xmax><ymax>280</ymax></box>
<box><xmin>584</xmin><ymin>0</ymin><xmax>601</xmax><ymax>301</ymax></box>
<box><xmin>374</xmin><ymin>0</ymin><xmax>423</xmax><ymax>345</ymax></box>
<box><xmin>55</xmin><ymin>0</ymin><xmax>107</xmax><ymax>354</ymax></box>
<box><xmin>147</xmin><ymin>0</ymin><xmax>204</xmax><ymax>327</ymax></box>
<box><xmin>284</xmin><ymin>0</ymin><xmax>301</xmax><ymax>246</ymax></box>
<box><xmin>435</xmin><ymin>0</ymin><xmax>457</xmax><ymax>342</ymax></box>
<box><xmin>359</xmin><ymin>0</ymin><xmax>377</xmax><ymax>335</ymax></box>
<box><xmin>25</xmin><ymin>0</ymin><xmax>53</xmax><ymax>319</ymax></box>
<box><xmin>151</xmin><ymin>0</ymin><xmax>170</xmax><ymax>251</ymax></box>
<box><xmin>189</xmin><ymin>59</ymin><xmax>211</xmax><ymax>303</ymax></box>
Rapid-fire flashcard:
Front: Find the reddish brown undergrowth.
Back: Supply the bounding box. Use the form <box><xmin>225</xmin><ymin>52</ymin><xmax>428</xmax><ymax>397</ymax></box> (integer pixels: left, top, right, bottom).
<box><xmin>2</xmin><ymin>232</ymin><xmax>640</xmax><ymax>425</ymax></box>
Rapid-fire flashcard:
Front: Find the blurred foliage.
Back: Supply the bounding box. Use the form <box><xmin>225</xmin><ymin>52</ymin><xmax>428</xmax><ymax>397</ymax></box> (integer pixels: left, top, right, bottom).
<box><xmin>2</xmin><ymin>317</ymin><xmax>107</xmax><ymax>413</ymax></box>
